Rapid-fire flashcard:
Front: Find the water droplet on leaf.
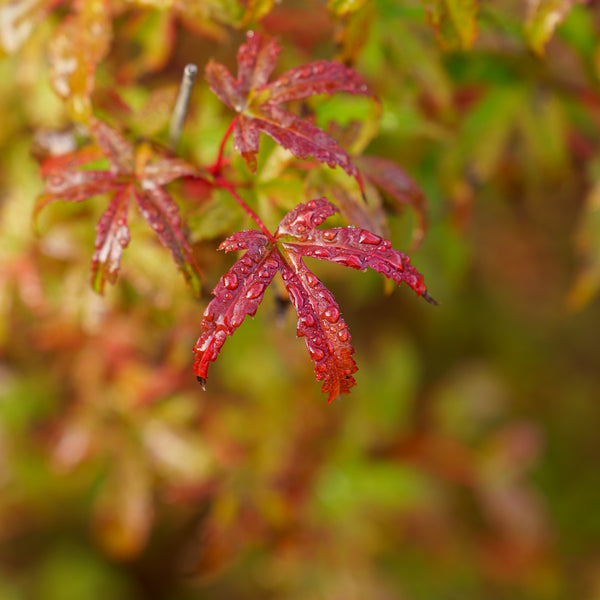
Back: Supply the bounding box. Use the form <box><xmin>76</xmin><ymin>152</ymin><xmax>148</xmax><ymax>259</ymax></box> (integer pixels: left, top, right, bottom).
<box><xmin>310</xmin><ymin>347</ymin><xmax>325</xmax><ymax>361</ymax></box>
<box><xmin>223</xmin><ymin>273</ymin><xmax>238</xmax><ymax>290</ymax></box>
<box><xmin>246</xmin><ymin>282</ymin><xmax>265</xmax><ymax>299</ymax></box>
<box><xmin>359</xmin><ymin>231</ymin><xmax>382</xmax><ymax>245</ymax></box>
<box><xmin>323</xmin><ymin>306</ymin><xmax>340</xmax><ymax>323</ymax></box>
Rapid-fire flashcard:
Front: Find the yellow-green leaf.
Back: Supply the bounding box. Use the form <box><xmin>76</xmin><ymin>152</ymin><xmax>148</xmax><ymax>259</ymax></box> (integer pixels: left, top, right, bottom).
<box><xmin>525</xmin><ymin>0</ymin><xmax>576</xmax><ymax>55</ymax></box>
<box><xmin>422</xmin><ymin>0</ymin><xmax>479</xmax><ymax>50</ymax></box>
<box><xmin>49</xmin><ymin>0</ymin><xmax>112</xmax><ymax>122</ymax></box>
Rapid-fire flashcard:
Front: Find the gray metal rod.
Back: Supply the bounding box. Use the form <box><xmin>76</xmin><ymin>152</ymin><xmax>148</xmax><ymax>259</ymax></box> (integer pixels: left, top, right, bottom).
<box><xmin>169</xmin><ymin>63</ymin><xmax>198</xmax><ymax>150</ymax></box>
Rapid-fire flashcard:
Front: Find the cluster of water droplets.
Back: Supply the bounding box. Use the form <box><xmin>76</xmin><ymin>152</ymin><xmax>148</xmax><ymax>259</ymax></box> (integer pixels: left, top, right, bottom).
<box><xmin>280</xmin><ymin>260</ymin><xmax>357</xmax><ymax>398</ymax></box>
<box><xmin>283</xmin><ymin>223</ymin><xmax>427</xmax><ymax>297</ymax></box>
<box><xmin>193</xmin><ymin>243</ymin><xmax>281</xmax><ymax>379</ymax></box>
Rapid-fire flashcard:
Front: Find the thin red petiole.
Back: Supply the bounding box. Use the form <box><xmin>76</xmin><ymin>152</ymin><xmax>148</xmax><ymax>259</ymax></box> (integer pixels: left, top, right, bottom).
<box><xmin>209</xmin><ymin>117</ymin><xmax>237</xmax><ymax>176</ymax></box>
<box><xmin>216</xmin><ymin>177</ymin><xmax>275</xmax><ymax>242</ymax></box>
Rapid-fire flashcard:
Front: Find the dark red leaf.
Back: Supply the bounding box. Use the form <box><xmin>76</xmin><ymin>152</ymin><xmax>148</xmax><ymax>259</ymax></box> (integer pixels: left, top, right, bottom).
<box><xmin>264</xmin><ymin>59</ymin><xmax>374</xmax><ymax>105</ymax></box>
<box><xmin>205</xmin><ymin>31</ymin><xmax>375</xmax><ymax>180</ymax></box>
<box><xmin>356</xmin><ymin>155</ymin><xmax>428</xmax><ymax>248</ymax></box>
<box><xmin>247</xmin><ymin>106</ymin><xmax>357</xmax><ymax>175</ymax></box>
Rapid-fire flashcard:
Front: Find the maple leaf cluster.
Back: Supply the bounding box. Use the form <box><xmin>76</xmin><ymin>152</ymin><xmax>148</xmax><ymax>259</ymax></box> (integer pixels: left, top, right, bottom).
<box><xmin>193</xmin><ymin>197</ymin><xmax>435</xmax><ymax>402</ymax></box>
<box><xmin>37</xmin><ymin>30</ymin><xmax>435</xmax><ymax>402</ymax></box>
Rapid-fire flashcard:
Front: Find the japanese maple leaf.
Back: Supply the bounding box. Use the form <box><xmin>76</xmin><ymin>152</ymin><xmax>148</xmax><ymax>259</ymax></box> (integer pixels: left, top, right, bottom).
<box><xmin>205</xmin><ymin>30</ymin><xmax>376</xmax><ymax>180</ymax></box>
<box><xmin>36</xmin><ymin>119</ymin><xmax>201</xmax><ymax>294</ymax></box>
<box><xmin>193</xmin><ymin>197</ymin><xmax>436</xmax><ymax>402</ymax></box>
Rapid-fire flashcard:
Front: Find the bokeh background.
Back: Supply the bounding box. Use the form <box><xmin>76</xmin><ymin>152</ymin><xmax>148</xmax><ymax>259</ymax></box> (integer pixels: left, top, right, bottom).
<box><xmin>2</xmin><ymin>1</ymin><xmax>600</xmax><ymax>598</ymax></box>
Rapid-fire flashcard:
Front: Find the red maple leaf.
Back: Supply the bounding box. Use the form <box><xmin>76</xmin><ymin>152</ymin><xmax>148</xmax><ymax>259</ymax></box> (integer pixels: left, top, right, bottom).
<box><xmin>205</xmin><ymin>30</ymin><xmax>376</xmax><ymax>180</ymax></box>
<box><xmin>193</xmin><ymin>197</ymin><xmax>436</xmax><ymax>402</ymax></box>
<box><xmin>36</xmin><ymin>119</ymin><xmax>201</xmax><ymax>294</ymax></box>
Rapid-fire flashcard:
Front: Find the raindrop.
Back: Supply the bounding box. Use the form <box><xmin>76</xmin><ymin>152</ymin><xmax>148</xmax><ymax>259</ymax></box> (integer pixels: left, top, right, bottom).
<box><xmin>322</xmin><ymin>230</ymin><xmax>337</xmax><ymax>242</ymax></box>
<box><xmin>245</xmin><ymin>282</ymin><xmax>265</xmax><ymax>299</ymax></box>
<box><xmin>343</xmin><ymin>255</ymin><xmax>363</xmax><ymax>269</ymax></box>
<box><xmin>223</xmin><ymin>273</ymin><xmax>238</xmax><ymax>290</ymax></box>
<box><xmin>300</xmin><ymin>314</ymin><xmax>315</xmax><ymax>327</ymax></box>
<box><xmin>337</xmin><ymin>329</ymin><xmax>348</xmax><ymax>342</ymax></box>
<box><xmin>305</xmin><ymin>272</ymin><xmax>319</xmax><ymax>288</ymax></box>
<box><xmin>323</xmin><ymin>306</ymin><xmax>340</xmax><ymax>323</ymax></box>
<box><xmin>230</xmin><ymin>313</ymin><xmax>244</xmax><ymax>327</ymax></box>
<box><xmin>359</xmin><ymin>230</ymin><xmax>382</xmax><ymax>245</ymax></box>
<box><xmin>310</xmin><ymin>347</ymin><xmax>325</xmax><ymax>361</ymax></box>
<box><xmin>313</xmin><ymin>248</ymin><xmax>329</xmax><ymax>258</ymax></box>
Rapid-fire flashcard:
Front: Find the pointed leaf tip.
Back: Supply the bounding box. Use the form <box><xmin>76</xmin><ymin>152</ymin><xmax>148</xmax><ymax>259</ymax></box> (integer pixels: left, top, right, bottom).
<box><xmin>422</xmin><ymin>290</ymin><xmax>439</xmax><ymax>306</ymax></box>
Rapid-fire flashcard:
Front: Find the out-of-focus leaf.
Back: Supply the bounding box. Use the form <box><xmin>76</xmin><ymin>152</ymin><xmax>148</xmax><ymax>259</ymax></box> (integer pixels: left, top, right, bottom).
<box><xmin>307</xmin><ymin>169</ymin><xmax>389</xmax><ymax>238</ymax></box>
<box><xmin>0</xmin><ymin>0</ymin><xmax>64</xmax><ymax>54</ymax></box>
<box><xmin>568</xmin><ymin>176</ymin><xmax>600</xmax><ymax>310</ymax></box>
<box><xmin>333</xmin><ymin>0</ymin><xmax>376</xmax><ymax>65</ymax></box>
<box><xmin>238</xmin><ymin>0</ymin><xmax>276</xmax><ymax>27</ymax></box>
<box><xmin>449</xmin><ymin>86</ymin><xmax>525</xmax><ymax>181</ymax></box>
<box><xmin>115</xmin><ymin>9</ymin><xmax>175</xmax><ymax>82</ymax></box>
<box><xmin>356</xmin><ymin>155</ymin><xmax>428</xmax><ymax>248</ymax></box>
<box><xmin>422</xmin><ymin>0</ymin><xmax>479</xmax><ymax>50</ymax></box>
<box><xmin>128</xmin><ymin>84</ymin><xmax>179</xmax><ymax>138</ymax></box>
<box><xmin>142</xmin><ymin>419</ymin><xmax>212</xmax><ymax>483</ymax></box>
<box><xmin>518</xmin><ymin>93</ymin><xmax>570</xmax><ymax>179</ymax></box>
<box><xmin>49</xmin><ymin>0</ymin><xmax>112</xmax><ymax>122</ymax></box>
<box><xmin>37</xmin><ymin>120</ymin><xmax>202</xmax><ymax>294</ymax></box>
<box><xmin>525</xmin><ymin>0</ymin><xmax>576</xmax><ymax>56</ymax></box>
<box><xmin>92</xmin><ymin>452</ymin><xmax>154</xmax><ymax>559</ymax></box>
<box><xmin>177</xmin><ymin>0</ymin><xmax>242</xmax><ymax>40</ymax></box>
<box><xmin>328</xmin><ymin>0</ymin><xmax>369</xmax><ymax>17</ymax></box>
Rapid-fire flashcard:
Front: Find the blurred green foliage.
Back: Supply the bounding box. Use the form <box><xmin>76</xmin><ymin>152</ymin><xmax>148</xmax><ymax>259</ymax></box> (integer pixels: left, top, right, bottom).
<box><xmin>2</xmin><ymin>0</ymin><xmax>600</xmax><ymax>598</ymax></box>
